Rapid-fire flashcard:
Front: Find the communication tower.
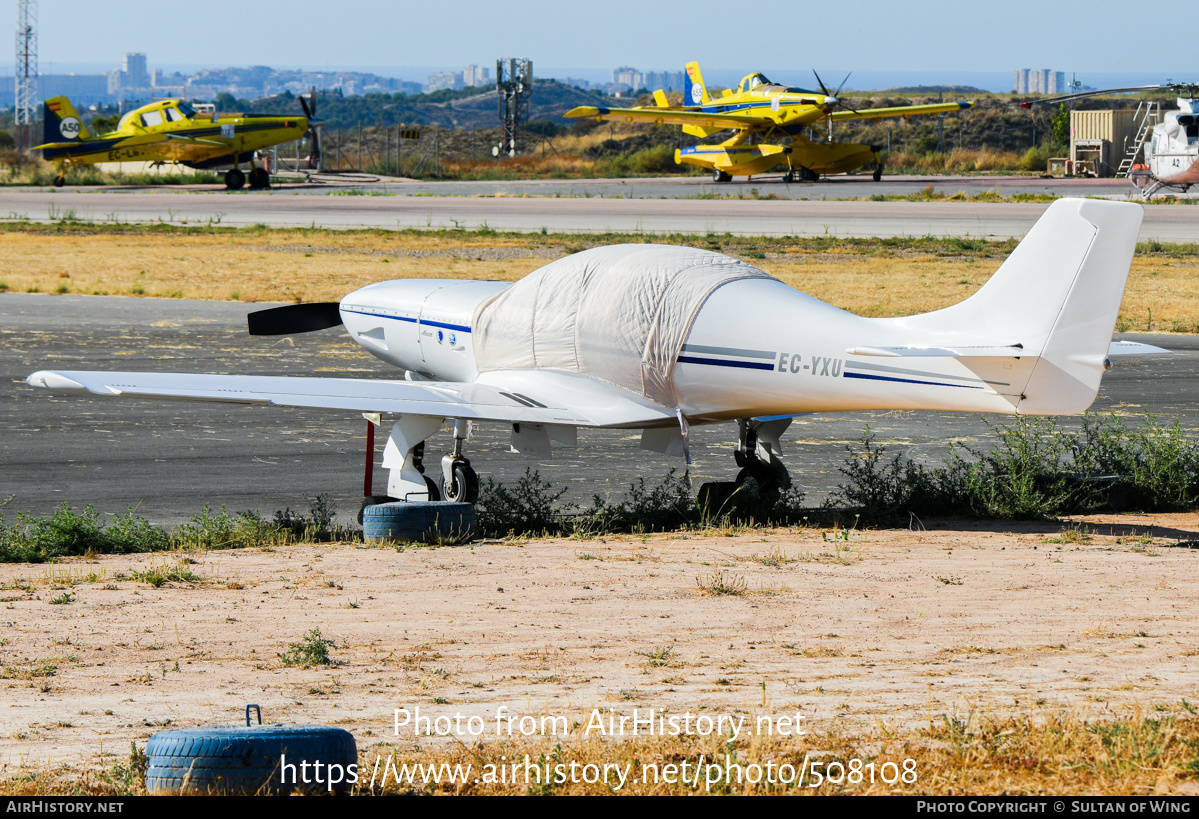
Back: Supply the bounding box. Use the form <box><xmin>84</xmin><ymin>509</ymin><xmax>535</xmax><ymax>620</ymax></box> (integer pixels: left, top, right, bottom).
<box><xmin>493</xmin><ymin>57</ymin><xmax>532</xmax><ymax>158</ymax></box>
<box><xmin>14</xmin><ymin>0</ymin><xmax>38</xmax><ymax>154</ymax></box>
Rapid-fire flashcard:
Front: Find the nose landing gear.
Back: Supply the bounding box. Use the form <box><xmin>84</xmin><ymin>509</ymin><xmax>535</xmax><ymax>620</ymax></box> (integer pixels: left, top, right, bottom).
<box><xmin>440</xmin><ymin>420</ymin><xmax>479</xmax><ymax>503</ymax></box>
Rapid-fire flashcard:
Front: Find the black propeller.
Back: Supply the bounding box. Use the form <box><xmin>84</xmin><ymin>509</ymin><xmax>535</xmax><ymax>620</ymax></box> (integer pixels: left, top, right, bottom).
<box><xmin>248</xmin><ymin>302</ymin><xmax>343</xmax><ymax>336</ymax></box>
<box><xmin>299</xmin><ymin>86</ymin><xmax>323</xmax><ymax>169</ymax></box>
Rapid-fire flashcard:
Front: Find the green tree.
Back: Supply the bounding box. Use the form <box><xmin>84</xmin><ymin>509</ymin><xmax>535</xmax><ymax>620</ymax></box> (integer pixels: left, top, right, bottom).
<box><xmin>1051</xmin><ymin>104</ymin><xmax>1070</xmax><ymax>148</ymax></box>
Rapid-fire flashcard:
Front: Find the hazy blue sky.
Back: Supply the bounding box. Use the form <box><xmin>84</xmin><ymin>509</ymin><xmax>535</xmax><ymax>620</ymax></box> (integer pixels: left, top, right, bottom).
<box><xmin>6</xmin><ymin>0</ymin><xmax>1197</xmax><ymax>86</ymax></box>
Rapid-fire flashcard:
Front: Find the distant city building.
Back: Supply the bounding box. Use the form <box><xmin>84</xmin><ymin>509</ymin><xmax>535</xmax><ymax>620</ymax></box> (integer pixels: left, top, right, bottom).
<box><xmin>39</xmin><ymin>74</ymin><xmax>108</xmax><ymax>105</ymax></box>
<box><xmin>462</xmin><ymin>65</ymin><xmax>490</xmax><ymax>87</ymax></box>
<box><xmin>1014</xmin><ymin>68</ymin><xmax>1066</xmax><ymax>95</ymax></box>
<box><xmin>610</xmin><ymin>67</ymin><xmax>684</xmax><ymax>93</ymax></box>
<box><xmin>426</xmin><ymin>71</ymin><xmax>462</xmax><ymax>92</ymax></box>
<box><xmin>123</xmin><ymin>53</ymin><xmax>150</xmax><ymax>89</ymax></box>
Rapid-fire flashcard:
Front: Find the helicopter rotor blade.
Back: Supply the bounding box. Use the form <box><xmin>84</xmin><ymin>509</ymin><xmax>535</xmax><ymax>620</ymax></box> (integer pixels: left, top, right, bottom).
<box><xmin>247</xmin><ymin>303</ymin><xmax>343</xmax><ymax>336</ymax></box>
<box><xmin>1017</xmin><ymin>84</ymin><xmax>1170</xmax><ymax>108</ymax></box>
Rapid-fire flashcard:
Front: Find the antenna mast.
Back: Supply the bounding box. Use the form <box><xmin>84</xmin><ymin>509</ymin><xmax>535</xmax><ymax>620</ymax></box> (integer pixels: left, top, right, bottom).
<box><xmin>15</xmin><ymin>0</ymin><xmax>38</xmax><ymax>154</ymax></box>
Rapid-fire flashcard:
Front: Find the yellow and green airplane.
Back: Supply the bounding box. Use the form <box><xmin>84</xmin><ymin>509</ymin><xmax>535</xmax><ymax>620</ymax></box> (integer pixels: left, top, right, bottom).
<box><xmin>565</xmin><ymin>62</ymin><xmax>973</xmax><ymax>182</ymax></box>
<box><xmin>34</xmin><ymin>94</ymin><xmax>320</xmax><ymax>190</ymax></box>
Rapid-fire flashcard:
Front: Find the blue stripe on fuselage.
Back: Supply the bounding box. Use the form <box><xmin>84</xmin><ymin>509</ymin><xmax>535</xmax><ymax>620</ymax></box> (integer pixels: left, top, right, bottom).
<box><xmin>342</xmin><ymin>308</ymin><xmax>471</xmax><ymax>333</ymax></box>
<box><xmin>843</xmin><ymin>372</ymin><xmax>983</xmax><ymax>390</ymax></box>
<box><xmin>677</xmin><ymin>355</ymin><xmax>775</xmax><ymax>371</ymax></box>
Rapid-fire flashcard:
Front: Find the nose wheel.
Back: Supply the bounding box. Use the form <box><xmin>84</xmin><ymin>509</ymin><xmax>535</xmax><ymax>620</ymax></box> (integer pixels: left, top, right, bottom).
<box><xmin>440</xmin><ymin>457</ymin><xmax>479</xmax><ymax>503</ymax></box>
<box><xmin>440</xmin><ymin>420</ymin><xmax>479</xmax><ymax>503</ymax></box>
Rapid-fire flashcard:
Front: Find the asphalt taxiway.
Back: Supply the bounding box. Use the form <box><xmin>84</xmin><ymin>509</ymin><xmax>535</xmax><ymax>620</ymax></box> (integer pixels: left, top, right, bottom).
<box><xmin>3</xmin><ymin>294</ymin><xmax>1195</xmax><ymax>527</ymax></box>
<box><xmin>1</xmin><ymin>177</ymin><xmax>1197</xmax><ymax>241</ymax></box>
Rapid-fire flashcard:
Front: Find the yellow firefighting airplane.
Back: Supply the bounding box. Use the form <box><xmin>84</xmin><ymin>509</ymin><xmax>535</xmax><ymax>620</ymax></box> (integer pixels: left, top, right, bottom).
<box><xmin>565</xmin><ymin>62</ymin><xmax>972</xmax><ymax>182</ymax></box>
<box><xmin>34</xmin><ymin>93</ymin><xmax>321</xmax><ymax>190</ymax></box>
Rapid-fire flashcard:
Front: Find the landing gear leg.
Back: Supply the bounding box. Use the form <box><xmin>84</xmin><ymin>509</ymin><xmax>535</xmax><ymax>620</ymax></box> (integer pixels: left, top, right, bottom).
<box><xmin>440</xmin><ymin>419</ymin><xmax>479</xmax><ymax>503</ymax></box>
<box><xmin>53</xmin><ymin>161</ymin><xmax>68</xmax><ymax>187</ymax></box>
<box><xmin>732</xmin><ymin>418</ymin><xmax>792</xmax><ymax>493</ymax></box>
<box><xmin>696</xmin><ymin>418</ymin><xmax>793</xmax><ymax>515</ymax></box>
<box><xmin>383</xmin><ymin>415</ymin><xmax>444</xmax><ymax>501</ymax></box>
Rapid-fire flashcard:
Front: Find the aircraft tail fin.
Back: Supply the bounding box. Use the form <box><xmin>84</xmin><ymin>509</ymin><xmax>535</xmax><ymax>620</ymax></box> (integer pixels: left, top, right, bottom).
<box><xmin>684</xmin><ymin>61</ymin><xmax>710</xmax><ymax>106</ymax></box>
<box><xmin>42</xmin><ymin>97</ymin><xmax>90</xmax><ymax>144</ymax></box>
<box><xmin>902</xmin><ymin>198</ymin><xmax>1144</xmax><ymax>414</ymax></box>
<box><xmin>652</xmin><ymin>89</ymin><xmax>669</xmax><ymax>107</ymax></box>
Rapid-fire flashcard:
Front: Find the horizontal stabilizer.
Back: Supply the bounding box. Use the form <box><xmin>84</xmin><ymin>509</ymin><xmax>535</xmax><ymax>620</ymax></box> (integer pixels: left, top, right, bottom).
<box><xmin>1107</xmin><ymin>340</ymin><xmax>1171</xmax><ymax>356</ymax></box>
<box><xmin>847</xmin><ymin>344</ymin><xmax>1024</xmax><ymax>358</ymax></box>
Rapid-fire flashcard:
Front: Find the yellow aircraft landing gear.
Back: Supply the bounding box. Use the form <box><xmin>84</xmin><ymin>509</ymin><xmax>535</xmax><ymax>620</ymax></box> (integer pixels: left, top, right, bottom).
<box><xmin>248</xmin><ymin>168</ymin><xmax>271</xmax><ymax>190</ymax></box>
<box><xmin>711</xmin><ymin>168</ymin><xmax>732</xmax><ymax>183</ymax></box>
<box><xmin>53</xmin><ymin>162</ymin><xmax>69</xmax><ymax>187</ymax></box>
<box><xmin>224</xmin><ymin>168</ymin><xmax>246</xmax><ymax>190</ymax></box>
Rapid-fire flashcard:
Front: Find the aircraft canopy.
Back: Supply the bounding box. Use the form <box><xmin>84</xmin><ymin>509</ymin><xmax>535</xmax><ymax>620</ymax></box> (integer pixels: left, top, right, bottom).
<box><xmin>471</xmin><ymin>244</ymin><xmax>774</xmax><ymax>408</ymax></box>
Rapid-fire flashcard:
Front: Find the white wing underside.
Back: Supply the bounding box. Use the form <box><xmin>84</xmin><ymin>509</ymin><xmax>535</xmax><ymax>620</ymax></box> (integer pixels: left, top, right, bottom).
<box><xmin>25</xmin><ymin>369</ymin><xmax>678</xmax><ymax>429</ymax></box>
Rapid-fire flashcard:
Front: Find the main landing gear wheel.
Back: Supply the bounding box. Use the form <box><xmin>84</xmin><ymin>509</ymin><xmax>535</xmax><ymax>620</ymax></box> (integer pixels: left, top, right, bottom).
<box><xmin>782</xmin><ymin>171</ymin><xmax>796</xmax><ymax>183</ymax></box>
<box><xmin>248</xmin><ymin>168</ymin><xmax>271</xmax><ymax>189</ymax></box>
<box><xmin>712</xmin><ymin>168</ymin><xmax>732</xmax><ymax>183</ymax></box>
<box><xmin>224</xmin><ymin>168</ymin><xmax>246</xmax><ymax>190</ymax></box>
<box><xmin>439</xmin><ymin>459</ymin><xmax>479</xmax><ymax>504</ymax></box>
<box><xmin>873</xmin><ymin>163</ymin><xmax>884</xmax><ymax>182</ymax></box>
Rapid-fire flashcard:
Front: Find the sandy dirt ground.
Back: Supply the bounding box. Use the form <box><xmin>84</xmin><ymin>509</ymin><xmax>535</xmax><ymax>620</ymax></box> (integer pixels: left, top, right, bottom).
<box><xmin>2</xmin><ymin>514</ymin><xmax>1198</xmax><ymax>777</ymax></box>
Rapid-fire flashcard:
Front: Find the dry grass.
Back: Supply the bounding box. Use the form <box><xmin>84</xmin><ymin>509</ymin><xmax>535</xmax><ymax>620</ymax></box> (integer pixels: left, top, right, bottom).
<box><xmin>1</xmin><ymin>228</ymin><xmax>1197</xmax><ymax>331</ymax></box>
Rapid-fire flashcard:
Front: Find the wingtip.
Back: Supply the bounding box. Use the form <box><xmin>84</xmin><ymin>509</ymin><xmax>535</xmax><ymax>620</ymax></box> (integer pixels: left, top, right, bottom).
<box><xmin>26</xmin><ymin>371</ymin><xmax>87</xmax><ymax>393</ymax></box>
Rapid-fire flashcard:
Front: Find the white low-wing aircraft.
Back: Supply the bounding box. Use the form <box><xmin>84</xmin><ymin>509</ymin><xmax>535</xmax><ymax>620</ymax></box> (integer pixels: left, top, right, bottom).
<box><xmin>27</xmin><ymin>198</ymin><xmax>1165</xmax><ymax>507</ymax></box>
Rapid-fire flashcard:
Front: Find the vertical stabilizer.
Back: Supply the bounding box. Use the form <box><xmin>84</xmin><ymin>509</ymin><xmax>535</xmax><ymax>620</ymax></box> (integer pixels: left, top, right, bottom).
<box><xmin>904</xmin><ymin>198</ymin><xmax>1144</xmax><ymax>414</ymax></box>
<box><xmin>42</xmin><ymin>97</ymin><xmax>89</xmax><ymax>144</ymax></box>
<box><xmin>684</xmin><ymin>61</ymin><xmax>710</xmax><ymax>106</ymax></box>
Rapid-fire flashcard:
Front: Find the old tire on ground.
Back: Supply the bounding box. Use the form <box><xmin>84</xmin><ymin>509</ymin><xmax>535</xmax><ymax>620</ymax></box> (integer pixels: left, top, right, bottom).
<box><xmin>145</xmin><ymin>724</ymin><xmax>356</xmax><ymax>795</ymax></box>
<box><xmin>362</xmin><ymin>501</ymin><xmax>475</xmax><ymax>544</ymax></box>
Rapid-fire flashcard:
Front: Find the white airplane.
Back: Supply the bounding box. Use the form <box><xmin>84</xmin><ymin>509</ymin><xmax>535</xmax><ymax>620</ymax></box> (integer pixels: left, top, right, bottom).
<box><xmin>26</xmin><ymin>198</ymin><xmax>1165</xmax><ymax>512</ymax></box>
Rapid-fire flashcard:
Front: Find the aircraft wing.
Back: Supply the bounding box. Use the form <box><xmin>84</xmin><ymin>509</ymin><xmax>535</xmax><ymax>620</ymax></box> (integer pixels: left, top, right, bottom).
<box><xmin>166</xmin><ymin>134</ymin><xmax>229</xmax><ymax>147</ymax></box>
<box><xmin>25</xmin><ymin>369</ymin><xmax>677</xmax><ymax>429</ymax></box>
<box><xmin>564</xmin><ymin>105</ymin><xmax>773</xmax><ymax>130</ymax></box>
<box><xmin>829</xmin><ymin>101</ymin><xmax>973</xmax><ymax>121</ymax></box>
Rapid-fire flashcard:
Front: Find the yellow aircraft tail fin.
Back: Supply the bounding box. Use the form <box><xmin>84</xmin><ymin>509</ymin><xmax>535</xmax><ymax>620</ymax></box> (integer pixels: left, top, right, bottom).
<box><xmin>652</xmin><ymin>90</ymin><xmax>669</xmax><ymax>107</ymax></box>
<box><xmin>42</xmin><ymin>97</ymin><xmax>90</xmax><ymax>144</ymax></box>
<box><xmin>684</xmin><ymin>61</ymin><xmax>710</xmax><ymax>106</ymax></box>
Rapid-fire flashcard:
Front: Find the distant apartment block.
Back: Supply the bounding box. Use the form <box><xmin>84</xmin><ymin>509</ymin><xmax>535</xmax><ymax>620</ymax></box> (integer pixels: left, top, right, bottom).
<box><xmin>610</xmin><ymin>67</ymin><xmax>685</xmax><ymax>93</ymax></box>
<box><xmin>425</xmin><ymin>65</ymin><xmax>492</xmax><ymax>93</ymax></box>
<box><xmin>1014</xmin><ymin>68</ymin><xmax>1066</xmax><ymax>95</ymax></box>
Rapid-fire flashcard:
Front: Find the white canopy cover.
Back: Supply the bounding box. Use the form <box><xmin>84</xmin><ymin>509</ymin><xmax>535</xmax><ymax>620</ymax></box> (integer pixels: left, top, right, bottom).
<box><xmin>471</xmin><ymin>244</ymin><xmax>774</xmax><ymax>407</ymax></box>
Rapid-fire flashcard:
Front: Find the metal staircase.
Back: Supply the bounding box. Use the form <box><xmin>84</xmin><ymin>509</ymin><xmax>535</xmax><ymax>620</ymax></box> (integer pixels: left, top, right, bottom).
<box><xmin>1117</xmin><ymin>101</ymin><xmax>1160</xmax><ymax>177</ymax></box>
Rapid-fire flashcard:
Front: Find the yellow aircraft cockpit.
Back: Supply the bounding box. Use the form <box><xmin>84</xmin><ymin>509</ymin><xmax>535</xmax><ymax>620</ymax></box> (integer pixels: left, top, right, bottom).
<box><xmin>116</xmin><ymin>100</ymin><xmax>199</xmax><ymax>133</ymax></box>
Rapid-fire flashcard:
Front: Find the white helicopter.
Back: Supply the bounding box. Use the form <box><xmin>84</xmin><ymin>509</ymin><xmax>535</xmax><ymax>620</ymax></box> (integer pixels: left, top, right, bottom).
<box><xmin>1023</xmin><ymin>82</ymin><xmax>1199</xmax><ymax>198</ymax></box>
<box><xmin>27</xmin><ymin>199</ymin><xmax>1164</xmax><ymax>518</ymax></box>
